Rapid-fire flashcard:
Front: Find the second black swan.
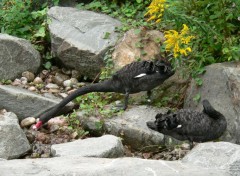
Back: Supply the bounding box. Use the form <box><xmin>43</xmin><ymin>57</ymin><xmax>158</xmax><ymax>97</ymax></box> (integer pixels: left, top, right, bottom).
<box><xmin>147</xmin><ymin>99</ymin><xmax>227</xmax><ymax>148</ymax></box>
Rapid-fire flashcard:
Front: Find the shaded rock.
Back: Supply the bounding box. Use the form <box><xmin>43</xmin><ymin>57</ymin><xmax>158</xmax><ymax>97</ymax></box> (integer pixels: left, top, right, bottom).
<box><xmin>182</xmin><ymin>142</ymin><xmax>240</xmax><ymax>174</ymax></box>
<box><xmin>184</xmin><ymin>62</ymin><xmax>240</xmax><ymax>143</ymax></box>
<box><xmin>0</xmin><ymin>34</ymin><xmax>41</xmax><ymax>80</ymax></box>
<box><xmin>112</xmin><ymin>28</ymin><xmax>165</xmax><ymax>70</ymax></box>
<box><xmin>22</xmin><ymin>71</ymin><xmax>35</xmax><ymax>82</ymax></box>
<box><xmin>52</xmin><ymin>72</ymin><xmax>70</xmax><ymax>86</ymax></box>
<box><xmin>48</xmin><ymin>6</ymin><xmax>121</xmax><ymax>80</ymax></box>
<box><xmin>0</xmin><ymin>156</ymin><xmax>228</xmax><ymax>176</ymax></box>
<box><xmin>51</xmin><ymin>135</ymin><xmax>124</xmax><ymax>158</ymax></box>
<box><xmin>0</xmin><ymin>111</ymin><xmax>30</xmax><ymax>159</ymax></box>
<box><xmin>0</xmin><ymin>85</ymin><xmax>74</xmax><ymax>121</ymax></box>
<box><xmin>78</xmin><ymin>106</ymin><xmax>181</xmax><ymax>150</ymax></box>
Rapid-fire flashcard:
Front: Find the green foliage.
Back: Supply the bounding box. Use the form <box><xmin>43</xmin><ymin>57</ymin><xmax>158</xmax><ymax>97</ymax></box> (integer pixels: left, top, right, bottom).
<box><xmin>65</xmin><ymin>111</ymin><xmax>89</xmax><ymax>138</ymax></box>
<box><xmin>0</xmin><ymin>0</ymin><xmax>58</xmax><ymax>69</ymax></box>
<box><xmin>76</xmin><ymin>92</ymin><xmax>123</xmax><ymax>118</ymax></box>
<box><xmin>159</xmin><ymin>0</ymin><xmax>240</xmax><ymax>68</ymax></box>
<box><xmin>0</xmin><ymin>79</ymin><xmax>12</xmax><ymax>85</ymax></box>
<box><xmin>76</xmin><ymin>0</ymin><xmax>151</xmax><ymax>33</ymax></box>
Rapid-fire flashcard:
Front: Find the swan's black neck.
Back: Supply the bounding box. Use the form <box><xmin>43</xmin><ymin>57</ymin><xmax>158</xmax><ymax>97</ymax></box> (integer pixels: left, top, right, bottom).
<box><xmin>38</xmin><ymin>80</ymin><xmax>114</xmax><ymax>124</ymax></box>
<box><xmin>202</xmin><ymin>100</ymin><xmax>224</xmax><ymax>119</ymax></box>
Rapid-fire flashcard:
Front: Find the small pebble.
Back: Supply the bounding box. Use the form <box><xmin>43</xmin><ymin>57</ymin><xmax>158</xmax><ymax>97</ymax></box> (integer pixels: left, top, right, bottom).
<box><xmin>33</xmin><ymin>77</ymin><xmax>43</xmax><ymax>84</ymax></box>
<box><xmin>28</xmin><ymin>86</ymin><xmax>36</xmax><ymax>91</ymax></box>
<box><xmin>12</xmin><ymin>79</ymin><xmax>22</xmax><ymax>86</ymax></box>
<box><xmin>22</xmin><ymin>71</ymin><xmax>35</xmax><ymax>82</ymax></box>
<box><xmin>45</xmin><ymin>83</ymin><xmax>59</xmax><ymax>89</ymax></box>
<box><xmin>20</xmin><ymin>117</ymin><xmax>36</xmax><ymax>127</ymax></box>
<box><xmin>63</xmin><ymin>80</ymin><xmax>72</xmax><ymax>87</ymax></box>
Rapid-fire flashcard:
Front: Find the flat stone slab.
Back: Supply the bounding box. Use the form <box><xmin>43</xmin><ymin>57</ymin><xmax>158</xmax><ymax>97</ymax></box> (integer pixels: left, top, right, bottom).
<box><xmin>0</xmin><ymin>142</ymin><xmax>238</xmax><ymax>175</ymax></box>
<box><xmin>79</xmin><ymin>106</ymin><xmax>181</xmax><ymax>150</ymax></box>
<box><xmin>0</xmin><ymin>156</ymin><xmax>227</xmax><ymax>176</ymax></box>
<box><xmin>51</xmin><ymin>135</ymin><xmax>124</xmax><ymax>158</ymax></box>
<box><xmin>0</xmin><ymin>85</ymin><xmax>74</xmax><ymax>121</ymax></box>
<box><xmin>182</xmin><ymin>142</ymin><xmax>240</xmax><ymax>172</ymax></box>
<box><xmin>0</xmin><ymin>111</ymin><xmax>30</xmax><ymax>159</ymax></box>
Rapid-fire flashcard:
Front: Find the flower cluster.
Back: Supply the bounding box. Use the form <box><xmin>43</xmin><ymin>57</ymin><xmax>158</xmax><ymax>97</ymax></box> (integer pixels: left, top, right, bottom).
<box><xmin>145</xmin><ymin>0</ymin><xmax>166</xmax><ymax>23</ymax></box>
<box><xmin>164</xmin><ymin>24</ymin><xmax>195</xmax><ymax>58</ymax></box>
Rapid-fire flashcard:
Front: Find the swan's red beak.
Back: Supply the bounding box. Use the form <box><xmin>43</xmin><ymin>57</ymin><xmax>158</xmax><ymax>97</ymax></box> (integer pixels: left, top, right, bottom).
<box><xmin>32</xmin><ymin>121</ymin><xmax>43</xmax><ymax>130</ymax></box>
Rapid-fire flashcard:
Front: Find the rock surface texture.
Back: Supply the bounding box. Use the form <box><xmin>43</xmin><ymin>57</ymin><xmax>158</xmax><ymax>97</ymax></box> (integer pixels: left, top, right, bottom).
<box><xmin>0</xmin><ymin>85</ymin><xmax>74</xmax><ymax>120</ymax></box>
<box><xmin>0</xmin><ymin>34</ymin><xmax>41</xmax><ymax>80</ymax></box>
<box><xmin>0</xmin><ymin>142</ymin><xmax>238</xmax><ymax>176</ymax></box>
<box><xmin>0</xmin><ymin>110</ymin><xmax>30</xmax><ymax>159</ymax></box>
<box><xmin>48</xmin><ymin>6</ymin><xmax>121</xmax><ymax>79</ymax></box>
<box><xmin>112</xmin><ymin>28</ymin><xmax>165</xmax><ymax>70</ymax></box>
<box><xmin>184</xmin><ymin>62</ymin><xmax>240</xmax><ymax>143</ymax></box>
<box><xmin>51</xmin><ymin>135</ymin><xmax>124</xmax><ymax>158</ymax></box>
<box><xmin>78</xmin><ymin>106</ymin><xmax>181</xmax><ymax>149</ymax></box>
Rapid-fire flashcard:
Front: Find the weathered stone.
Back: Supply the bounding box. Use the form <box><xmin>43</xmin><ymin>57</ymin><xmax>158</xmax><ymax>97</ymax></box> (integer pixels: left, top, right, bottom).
<box><xmin>48</xmin><ymin>6</ymin><xmax>121</xmax><ymax>79</ymax></box>
<box><xmin>184</xmin><ymin>62</ymin><xmax>240</xmax><ymax>143</ymax></box>
<box><xmin>20</xmin><ymin>117</ymin><xmax>36</xmax><ymax>127</ymax></box>
<box><xmin>22</xmin><ymin>71</ymin><xmax>35</xmax><ymax>82</ymax></box>
<box><xmin>0</xmin><ymin>111</ymin><xmax>30</xmax><ymax>159</ymax></box>
<box><xmin>0</xmin><ymin>85</ymin><xmax>74</xmax><ymax>121</ymax></box>
<box><xmin>112</xmin><ymin>28</ymin><xmax>165</xmax><ymax>70</ymax></box>
<box><xmin>78</xmin><ymin>106</ymin><xmax>181</xmax><ymax>150</ymax></box>
<box><xmin>0</xmin><ymin>34</ymin><xmax>41</xmax><ymax>80</ymax></box>
<box><xmin>51</xmin><ymin>135</ymin><xmax>124</xmax><ymax>158</ymax></box>
<box><xmin>182</xmin><ymin>142</ymin><xmax>240</xmax><ymax>174</ymax></box>
<box><xmin>0</xmin><ymin>156</ymin><xmax>228</xmax><ymax>176</ymax></box>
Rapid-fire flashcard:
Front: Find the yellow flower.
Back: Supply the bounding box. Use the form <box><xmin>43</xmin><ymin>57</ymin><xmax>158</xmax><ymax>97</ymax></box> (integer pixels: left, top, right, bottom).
<box><xmin>164</xmin><ymin>24</ymin><xmax>195</xmax><ymax>58</ymax></box>
<box><xmin>145</xmin><ymin>0</ymin><xmax>167</xmax><ymax>23</ymax></box>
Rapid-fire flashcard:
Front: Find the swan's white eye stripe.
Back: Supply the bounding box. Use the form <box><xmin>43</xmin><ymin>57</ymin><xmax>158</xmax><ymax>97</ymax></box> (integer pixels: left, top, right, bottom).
<box><xmin>134</xmin><ymin>73</ymin><xmax>147</xmax><ymax>78</ymax></box>
<box><xmin>177</xmin><ymin>124</ymin><xmax>182</xmax><ymax>128</ymax></box>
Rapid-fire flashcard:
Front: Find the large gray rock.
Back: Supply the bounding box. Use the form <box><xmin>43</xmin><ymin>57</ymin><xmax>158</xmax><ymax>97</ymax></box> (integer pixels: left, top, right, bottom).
<box><xmin>184</xmin><ymin>62</ymin><xmax>240</xmax><ymax>143</ymax></box>
<box><xmin>78</xmin><ymin>106</ymin><xmax>181</xmax><ymax>150</ymax></box>
<box><xmin>0</xmin><ymin>34</ymin><xmax>41</xmax><ymax>80</ymax></box>
<box><xmin>0</xmin><ymin>110</ymin><xmax>30</xmax><ymax>159</ymax></box>
<box><xmin>48</xmin><ymin>7</ymin><xmax>121</xmax><ymax>79</ymax></box>
<box><xmin>182</xmin><ymin>142</ymin><xmax>240</xmax><ymax>175</ymax></box>
<box><xmin>1</xmin><ymin>141</ymin><xmax>239</xmax><ymax>175</ymax></box>
<box><xmin>51</xmin><ymin>135</ymin><xmax>124</xmax><ymax>158</ymax></box>
<box><xmin>0</xmin><ymin>85</ymin><xmax>74</xmax><ymax>121</ymax></box>
<box><xmin>0</xmin><ymin>156</ymin><xmax>227</xmax><ymax>176</ymax></box>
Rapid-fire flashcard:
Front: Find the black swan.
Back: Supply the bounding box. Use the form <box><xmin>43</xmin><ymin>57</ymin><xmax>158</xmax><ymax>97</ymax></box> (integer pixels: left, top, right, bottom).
<box><xmin>33</xmin><ymin>59</ymin><xmax>175</xmax><ymax>129</ymax></box>
<box><xmin>147</xmin><ymin>99</ymin><xmax>227</xmax><ymax>148</ymax></box>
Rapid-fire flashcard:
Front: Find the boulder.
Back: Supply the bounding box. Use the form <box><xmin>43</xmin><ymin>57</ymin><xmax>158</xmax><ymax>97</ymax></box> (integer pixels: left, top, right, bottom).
<box><xmin>112</xmin><ymin>28</ymin><xmax>165</xmax><ymax>70</ymax></box>
<box><xmin>184</xmin><ymin>62</ymin><xmax>240</xmax><ymax>143</ymax></box>
<box><xmin>0</xmin><ymin>110</ymin><xmax>30</xmax><ymax>159</ymax></box>
<box><xmin>0</xmin><ymin>34</ymin><xmax>41</xmax><ymax>80</ymax></box>
<box><xmin>51</xmin><ymin>135</ymin><xmax>124</xmax><ymax>158</ymax></box>
<box><xmin>0</xmin><ymin>85</ymin><xmax>74</xmax><ymax>121</ymax></box>
<box><xmin>0</xmin><ymin>152</ymin><xmax>229</xmax><ymax>176</ymax></box>
<box><xmin>78</xmin><ymin>106</ymin><xmax>182</xmax><ymax>150</ymax></box>
<box><xmin>182</xmin><ymin>142</ymin><xmax>240</xmax><ymax>175</ymax></box>
<box><xmin>48</xmin><ymin>6</ymin><xmax>121</xmax><ymax>80</ymax></box>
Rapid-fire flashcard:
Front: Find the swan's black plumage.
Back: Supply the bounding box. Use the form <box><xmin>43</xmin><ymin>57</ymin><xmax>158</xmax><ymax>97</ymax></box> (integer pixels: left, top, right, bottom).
<box><xmin>33</xmin><ymin>59</ymin><xmax>174</xmax><ymax>129</ymax></box>
<box><xmin>147</xmin><ymin>100</ymin><xmax>227</xmax><ymax>147</ymax></box>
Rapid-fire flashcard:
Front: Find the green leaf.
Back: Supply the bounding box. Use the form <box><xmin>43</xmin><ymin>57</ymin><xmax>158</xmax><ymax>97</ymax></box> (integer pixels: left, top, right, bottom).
<box><xmin>34</xmin><ymin>26</ymin><xmax>46</xmax><ymax>37</ymax></box>
<box><xmin>103</xmin><ymin>32</ymin><xmax>111</xmax><ymax>39</ymax></box>
<box><xmin>195</xmin><ymin>78</ymin><xmax>203</xmax><ymax>86</ymax></box>
<box><xmin>193</xmin><ymin>93</ymin><xmax>201</xmax><ymax>102</ymax></box>
<box><xmin>43</xmin><ymin>61</ymin><xmax>52</xmax><ymax>70</ymax></box>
